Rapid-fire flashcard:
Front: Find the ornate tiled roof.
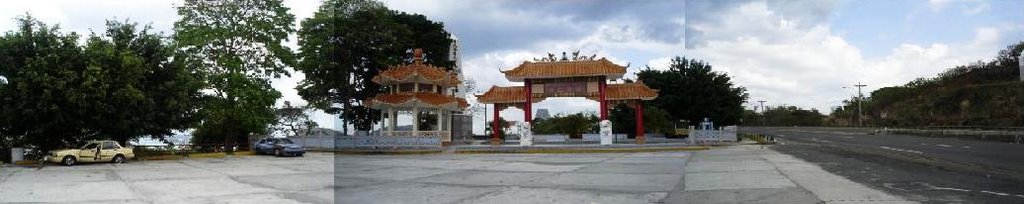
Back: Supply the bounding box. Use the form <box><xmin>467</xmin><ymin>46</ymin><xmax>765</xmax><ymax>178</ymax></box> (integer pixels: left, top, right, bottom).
<box><xmin>501</xmin><ymin>58</ymin><xmax>627</xmax><ymax>82</ymax></box>
<box><xmin>476</xmin><ymin>86</ymin><xmax>528</xmax><ymax>104</ymax></box>
<box><xmin>476</xmin><ymin>82</ymin><xmax>657</xmax><ymax>104</ymax></box>
<box><xmin>372</xmin><ymin>63</ymin><xmax>461</xmax><ymax>86</ymax></box>
<box><xmin>365</xmin><ymin>92</ymin><xmax>468</xmax><ymax>110</ymax></box>
<box><xmin>586</xmin><ymin>83</ymin><xmax>659</xmax><ymax>101</ymax></box>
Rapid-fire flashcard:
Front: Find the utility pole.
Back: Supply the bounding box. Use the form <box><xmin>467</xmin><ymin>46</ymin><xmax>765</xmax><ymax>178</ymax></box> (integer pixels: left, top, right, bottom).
<box><xmin>854</xmin><ymin>83</ymin><xmax>867</xmax><ymax>127</ymax></box>
<box><xmin>757</xmin><ymin>100</ymin><xmax>766</xmax><ymax>126</ymax></box>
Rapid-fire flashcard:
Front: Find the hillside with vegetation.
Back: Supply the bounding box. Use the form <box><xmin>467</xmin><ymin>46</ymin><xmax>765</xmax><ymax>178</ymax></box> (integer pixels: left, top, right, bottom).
<box><xmin>830</xmin><ymin>42</ymin><xmax>1024</xmax><ymax>127</ymax></box>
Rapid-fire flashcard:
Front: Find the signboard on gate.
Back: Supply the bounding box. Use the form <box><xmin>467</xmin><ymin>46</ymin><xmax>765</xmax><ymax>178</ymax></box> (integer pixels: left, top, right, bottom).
<box><xmin>530</xmin><ymin>77</ymin><xmax>601</xmax><ymax>98</ymax></box>
<box><xmin>543</xmin><ymin>81</ymin><xmax>587</xmax><ymax>97</ymax></box>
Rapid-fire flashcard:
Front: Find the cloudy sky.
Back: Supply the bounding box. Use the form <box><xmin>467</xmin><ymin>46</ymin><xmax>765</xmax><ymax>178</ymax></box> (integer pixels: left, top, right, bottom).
<box><xmin>2</xmin><ymin>0</ymin><xmax>1022</xmax><ymax>134</ymax></box>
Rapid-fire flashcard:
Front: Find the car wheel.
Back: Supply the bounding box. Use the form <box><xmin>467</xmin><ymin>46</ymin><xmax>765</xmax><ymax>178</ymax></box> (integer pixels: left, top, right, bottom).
<box><xmin>112</xmin><ymin>155</ymin><xmax>126</xmax><ymax>164</ymax></box>
<box><xmin>62</xmin><ymin>156</ymin><xmax>76</xmax><ymax>166</ymax></box>
<box><xmin>274</xmin><ymin>149</ymin><xmax>282</xmax><ymax>157</ymax></box>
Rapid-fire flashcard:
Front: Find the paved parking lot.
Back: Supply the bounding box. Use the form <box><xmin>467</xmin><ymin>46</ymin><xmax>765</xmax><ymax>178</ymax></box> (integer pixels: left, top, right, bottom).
<box><xmin>0</xmin><ymin>153</ymin><xmax>335</xmax><ymax>203</ymax></box>
<box><xmin>1</xmin><ymin>146</ymin><xmax>910</xmax><ymax>203</ymax></box>
<box><xmin>337</xmin><ymin>152</ymin><xmax>692</xmax><ymax>204</ymax></box>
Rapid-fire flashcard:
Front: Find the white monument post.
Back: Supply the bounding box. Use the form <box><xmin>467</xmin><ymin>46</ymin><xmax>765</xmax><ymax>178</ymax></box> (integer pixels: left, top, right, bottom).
<box><xmin>520</xmin><ymin>122</ymin><xmax>533</xmax><ymax>146</ymax></box>
<box><xmin>599</xmin><ymin>120</ymin><xmax>613</xmax><ymax>145</ymax></box>
<box><xmin>1018</xmin><ymin>50</ymin><xmax>1023</xmax><ymax>81</ymax></box>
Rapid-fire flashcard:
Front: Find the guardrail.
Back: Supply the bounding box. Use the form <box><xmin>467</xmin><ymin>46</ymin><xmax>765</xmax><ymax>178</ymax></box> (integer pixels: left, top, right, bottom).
<box><xmin>878</xmin><ymin>128</ymin><xmax>1024</xmax><ymax>144</ymax></box>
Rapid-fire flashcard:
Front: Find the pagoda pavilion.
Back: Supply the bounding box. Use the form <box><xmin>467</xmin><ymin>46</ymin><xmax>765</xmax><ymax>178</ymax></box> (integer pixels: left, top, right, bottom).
<box><xmin>477</xmin><ymin>54</ymin><xmax>658</xmax><ymax>145</ymax></box>
<box><xmin>364</xmin><ymin>49</ymin><xmax>468</xmax><ymax>145</ymax></box>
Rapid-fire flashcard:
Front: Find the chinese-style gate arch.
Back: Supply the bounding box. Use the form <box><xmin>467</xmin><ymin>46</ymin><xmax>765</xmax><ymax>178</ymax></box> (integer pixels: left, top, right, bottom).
<box><xmin>477</xmin><ymin>56</ymin><xmax>658</xmax><ymax>145</ymax></box>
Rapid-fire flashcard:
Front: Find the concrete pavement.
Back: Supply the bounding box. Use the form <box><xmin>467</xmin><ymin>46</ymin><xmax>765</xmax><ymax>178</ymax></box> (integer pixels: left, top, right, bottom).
<box><xmin>338</xmin><ymin>145</ymin><xmax>914</xmax><ymax>204</ymax></box>
<box><xmin>754</xmin><ymin>126</ymin><xmax>1024</xmax><ymax>203</ymax></box>
<box><xmin>0</xmin><ymin>145</ymin><xmax>915</xmax><ymax>203</ymax></box>
<box><xmin>673</xmin><ymin>145</ymin><xmax>914</xmax><ymax>204</ymax></box>
<box><xmin>0</xmin><ymin>153</ymin><xmax>335</xmax><ymax>203</ymax></box>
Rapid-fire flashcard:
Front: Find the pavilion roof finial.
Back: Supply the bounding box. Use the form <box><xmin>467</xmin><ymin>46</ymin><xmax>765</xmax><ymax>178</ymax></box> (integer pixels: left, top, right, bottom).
<box><xmin>413</xmin><ymin>48</ymin><xmax>424</xmax><ymax>64</ymax></box>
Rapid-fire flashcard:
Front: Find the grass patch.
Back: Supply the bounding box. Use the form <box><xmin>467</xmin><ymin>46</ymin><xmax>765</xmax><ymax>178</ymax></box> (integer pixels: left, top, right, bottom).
<box><xmin>187</xmin><ymin>152</ymin><xmax>227</xmax><ymax>159</ymax></box>
<box><xmin>138</xmin><ymin>151</ymin><xmax>254</xmax><ymax>160</ymax></box>
<box><xmin>740</xmin><ymin>133</ymin><xmax>775</xmax><ymax>144</ymax></box>
<box><xmin>14</xmin><ymin>160</ymin><xmax>40</xmax><ymax>165</ymax></box>
<box><xmin>140</xmin><ymin>155</ymin><xmax>183</xmax><ymax>161</ymax></box>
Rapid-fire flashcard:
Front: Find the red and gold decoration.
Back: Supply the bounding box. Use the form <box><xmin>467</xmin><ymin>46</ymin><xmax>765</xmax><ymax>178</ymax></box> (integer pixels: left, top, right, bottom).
<box><xmin>477</xmin><ymin>53</ymin><xmax>658</xmax><ymax>145</ymax></box>
<box><xmin>364</xmin><ymin>49</ymin><xmax>468</xmax><ymax>145</ymax></box>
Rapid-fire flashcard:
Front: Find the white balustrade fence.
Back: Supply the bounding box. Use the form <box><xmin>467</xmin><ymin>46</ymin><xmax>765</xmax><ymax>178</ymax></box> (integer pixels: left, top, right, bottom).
<box><xmin>689</xmin><ymin>125</ymin><xmax>738</xmax><ymax>144</ymax></box>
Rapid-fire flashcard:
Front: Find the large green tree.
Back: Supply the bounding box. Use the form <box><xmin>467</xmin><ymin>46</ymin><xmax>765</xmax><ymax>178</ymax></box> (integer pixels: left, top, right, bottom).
<box><xmin>610</xmin><ymin>104</ymin><xmax>673</xmax><ymax>137</ymax></box>
<box><xmin>638</xmin><ymin>57</ymin><xmax>748</xmax><ymax>126</ymax></box>
<box><xmin>269</xmin><ymin>101</ymin><xmax>319</xmax><ymax>137</ymax></box>
<box><xmin>742</xmin><ymin>106</ymin><xmax>824</xmax><ymax>126</ymax></box>
<box><xmin>80</xmin><ymin>20</ymin><xmax>204</xmax><ymax>145</ymax></box>
<box><xmin>0</xmin><ymin>16</ymin><xmax>203</xmax><ymax>150</ymax></box>
<box><xmin>0</xmin><ymin>16</ymin><xmax>90</xmax><ymax>150</ymax></box>
<box><xmin>174</xmin><ymin>0</ymin><xmax>295</xmax><ymax>151</ymax></box>
<box><xmin>533</xmin><ymin>113</ymin><xmax>598</xmax><ymax>139</ymax></box>
<box><xmin>295</xmin><ymin>0</ymin><xmax>453</xmax><ymax>134</ymax></box>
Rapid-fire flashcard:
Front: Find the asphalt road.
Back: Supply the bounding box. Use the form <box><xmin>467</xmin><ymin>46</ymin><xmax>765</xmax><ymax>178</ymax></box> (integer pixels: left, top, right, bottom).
<box><xmin>744</xmin><ymin>126</ymin><xmax>1024</xmax><ymax>203</ymax></box>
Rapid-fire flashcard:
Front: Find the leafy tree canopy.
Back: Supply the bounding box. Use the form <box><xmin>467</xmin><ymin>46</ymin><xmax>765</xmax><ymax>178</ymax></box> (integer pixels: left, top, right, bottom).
<box><xmin>638</xmin><ymin>56</ymin><xmax>749</xmax><ymax>126</ymax></box>
<box><xmin>295</xmin><ymin>0</ymin><xmax>454</xmax><ymax>134</ymax></box>
<box><xmin>175</xmin><ymin>0</ymin><xmax>295</xmax><ymax>149</ymax></box>
<box><xmin>0</xmin><ymin>15</ymin><xmax>203</xmax><ymax>150</ymax></box>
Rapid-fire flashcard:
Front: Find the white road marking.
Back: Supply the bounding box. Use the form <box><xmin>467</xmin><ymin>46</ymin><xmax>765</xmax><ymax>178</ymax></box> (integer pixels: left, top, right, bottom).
<box><xmin>810</xmin><ymin>138</ymin><xmax>832</xmax><ymax>143</ymax></box>
<box><xmin>981</xmin><ymin>190</ymin><xmax>1011</xmax><ymax>196</ymax></box>
<box><xmin>930</xmin><ymin>187</ymin><xmax>971</xmax><ymax>192</ymax></box>
<box><xmin>936</xmin><ymin>144</ymin><xmax>952</xmax><ymax>148</ymax></box>
<box><xmin>880</xmin><ymin>146</ymin><xmax>924</xmax><ymax>154</ymax></box>
<box><xmin>922</xmin><ymin>183</ymin><xmax>1024</xmax><ymax>199</ymax></box>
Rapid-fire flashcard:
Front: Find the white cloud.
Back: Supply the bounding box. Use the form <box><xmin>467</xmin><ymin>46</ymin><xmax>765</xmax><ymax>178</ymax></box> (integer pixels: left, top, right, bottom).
<box><xmin>929</xmin><ymin>0</ymin><xmax>954</xmax><ymax>12</ymax></box>
<box><xmin>929</xmin><ymin>0</ymin><xmax>990</xmax><ymax>15</ymax></box>
<box><xmin>1</xmin><ymin>0</ymin><xmax>1016</xmax><ymax>134</ymax></box>
<box><xmin>684</xmin><ymin>1</ymin><xmax>1005</xmax><ymax>113</ymax></box>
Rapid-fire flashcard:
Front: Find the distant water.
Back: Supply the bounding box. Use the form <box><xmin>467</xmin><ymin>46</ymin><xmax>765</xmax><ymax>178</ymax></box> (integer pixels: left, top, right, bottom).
<box><xmin>130</xmin><ymin>133</ymin><xmax>191</xmax><ymax>146</ymax></box>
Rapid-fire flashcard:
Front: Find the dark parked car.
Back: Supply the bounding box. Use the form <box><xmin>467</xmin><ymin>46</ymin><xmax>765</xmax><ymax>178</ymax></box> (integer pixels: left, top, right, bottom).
<box><xmin>253</xmin><ymin>138</ymin><xmax>305</xmax><ymax>157</ymax></box>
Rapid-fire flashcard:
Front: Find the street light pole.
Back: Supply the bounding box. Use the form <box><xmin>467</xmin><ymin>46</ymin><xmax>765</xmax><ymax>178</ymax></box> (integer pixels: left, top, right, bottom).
<box><xmin>757</xmin><ymin>100</ymin><xmax>766</xmax><ymax>126</ymax></box>
<box><xmin>854</xmin><ymin>83</ymin><xmax>867</xmax><ymax>127</ymax></box>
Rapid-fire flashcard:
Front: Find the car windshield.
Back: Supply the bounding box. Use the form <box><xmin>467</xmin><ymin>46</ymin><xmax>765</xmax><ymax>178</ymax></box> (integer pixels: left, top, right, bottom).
<box><xmin>277</xmin><ymin>139</ymin><xmax>294</xmax><ymax>144</ymax></box>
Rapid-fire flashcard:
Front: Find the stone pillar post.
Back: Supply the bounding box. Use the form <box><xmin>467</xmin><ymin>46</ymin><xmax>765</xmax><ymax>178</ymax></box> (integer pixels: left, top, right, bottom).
<box><xmin>412</xmin><ymin>106</ymin><xmax>419</xmax><ymax>137</ymax></box>
<box><xmin>635</xmin><ymin>100</ymin><xmax>645</xmax><ymax>144</ymax></box>
<box><xmin>522</xmin><ymin>79</ymin><xmax>533</xmax><ymax>146</ymax></box>
<box><xmin>388</xmin><ymin>108</ymin><xmax>396</xmax><ymax>135</ymax></box>
<box><xmin>491</xmin><ymin>104</ymin><xmax>502</xmax><ymax>145</ymax></box>
<box><xmin>598</xmin><ymin>77</ymin><xmax>612</xmax><ymax>145</ymax></box>
<box><xmin>380</xmin><ymin>109</ymin><xmax>386</xmax><ymax>136</ymax></box>
<box><xmin>599</xmin><ymin>78</ymin><xmax>608</xmax><ymax>120</ymax></box>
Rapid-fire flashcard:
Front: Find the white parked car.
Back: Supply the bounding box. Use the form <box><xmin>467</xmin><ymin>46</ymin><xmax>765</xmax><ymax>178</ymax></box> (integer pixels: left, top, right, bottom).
<box><xmin>46</xmin><ymin>140</ymin><xmax>135</xmax><ymax>166</ymax></box>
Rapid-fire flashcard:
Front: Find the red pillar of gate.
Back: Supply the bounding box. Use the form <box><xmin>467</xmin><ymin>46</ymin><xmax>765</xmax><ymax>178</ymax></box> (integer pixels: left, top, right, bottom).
<box><xmin>599</xmin><ymin>78</ymin><xmax>608</xmax><ymax>120</ymax></box>
<box><xmin>524</xmin><ymin>79</ymin><xmax>532</xmax><ymax>123</ymax></box>
<box><xmin>491</xmin><ymin>104</ymin><xmax>501</xmax><ymax>145</ymax></box>
<box><xmin>635</xmin><ymin>100</ymin><xmax>645</xmax><ymax>144</ymax></box>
